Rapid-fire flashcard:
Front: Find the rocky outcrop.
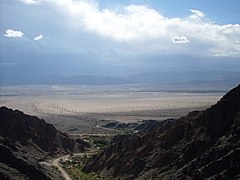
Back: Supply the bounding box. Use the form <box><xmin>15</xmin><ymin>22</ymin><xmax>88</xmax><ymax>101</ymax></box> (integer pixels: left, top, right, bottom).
<box><xmin>0</xmin><ymin>107</ymin><xmax>75</xmax><ymax>154</ymax></box>
<box><xmin>83</xmin><ymin>84</ymin><xmax>240</xmax><ymax>179</ymax></box>
<box><xmin>0</xmin><ymin>143</ymin><xmax>54</xmax><ymax>180</ymax></box>
<box><xmin>0</xmin><ymin>107</ymin><xmax>86</xmax><ymax>179</ymax></box>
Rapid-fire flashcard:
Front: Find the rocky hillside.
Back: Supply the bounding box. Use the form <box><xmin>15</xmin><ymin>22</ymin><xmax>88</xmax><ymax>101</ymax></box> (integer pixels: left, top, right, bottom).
<box><xmin>0</xmin><ymin>107</ymin><xmax>84</xmax><ymax>180</ymax></box>
<box><xmin>83</xmin><ymin>84</ymin><xmax>240</xmax><ymax>179</ymax></box>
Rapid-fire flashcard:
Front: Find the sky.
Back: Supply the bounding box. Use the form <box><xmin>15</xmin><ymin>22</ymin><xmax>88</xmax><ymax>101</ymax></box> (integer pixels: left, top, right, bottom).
<box><xmin>0</xmin><ymin>0</ymin><xmax>240</xmax><ymax>82</ymax></box>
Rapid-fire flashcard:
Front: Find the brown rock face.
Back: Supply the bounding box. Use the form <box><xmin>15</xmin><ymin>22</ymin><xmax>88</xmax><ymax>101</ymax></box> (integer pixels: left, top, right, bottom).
<box><xmin>0</xmin><ymin>107</ymin><xmax>79</xmax><ymax>179</ymax></box>
<box><xmin>83</xmin><ymin>84</ymin><xmax>240</xmax><ymax>179</ymax></box>
<box><xmin>0</xmin><ymin>107</ymin><xmax>75</xmax><ymax>153</ymax></box>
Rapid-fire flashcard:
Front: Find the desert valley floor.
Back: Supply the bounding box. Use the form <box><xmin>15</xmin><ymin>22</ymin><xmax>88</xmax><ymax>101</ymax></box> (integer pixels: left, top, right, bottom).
<box><xmin>0</xmin><ymin>85</ymin><xmax>224</xmax><ymax>134</ymax></box>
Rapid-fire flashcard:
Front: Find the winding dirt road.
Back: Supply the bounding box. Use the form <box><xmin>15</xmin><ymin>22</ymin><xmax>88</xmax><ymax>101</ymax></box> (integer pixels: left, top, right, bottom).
<box><xmin>52</xmin><ymin>155</ymin><xmax>72</xmax><ymax>180</ymax></box>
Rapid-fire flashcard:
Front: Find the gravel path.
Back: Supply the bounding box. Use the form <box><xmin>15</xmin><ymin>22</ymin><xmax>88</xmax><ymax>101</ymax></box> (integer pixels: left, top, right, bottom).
<box><xmin>52</xmin><ymin>155</ymin><xmax>72</xmax><ymax>180</ymax></box>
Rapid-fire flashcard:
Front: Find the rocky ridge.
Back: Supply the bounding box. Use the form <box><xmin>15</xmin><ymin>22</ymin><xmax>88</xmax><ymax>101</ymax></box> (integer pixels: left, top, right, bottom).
<box><xmin>0</xmin><ymin>107</ymin><xmax>86</xmax><ymax>179</ymax></box>
<box><xmin>83</xmin><ymin>84</ymin><xmax>240</xmax><ymax>179</ymax></box>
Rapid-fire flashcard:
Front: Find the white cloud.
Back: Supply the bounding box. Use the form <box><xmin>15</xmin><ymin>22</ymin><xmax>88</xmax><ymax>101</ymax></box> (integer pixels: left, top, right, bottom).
<box><xmin>45</xmin><ymin>1</ymin><xmax>168</xmax><ymax>41</ymax></box>
<box><xmin>18</xmin><ymin>0</ymin><xmax>39</xmax><ymax>5</ymax></box>
<box><xmin>189</xmin><ymin>9</ymin><xmax>205</xmax><ymax>19</ymax></box>
<box><xmin>20</xmin><ymin>0</ymin><xmax>240</xmax><ymax>57</ymax></box>
<box><xmin>34</xmin><ymin>34</ymin><xmax>43</xmax><ymax>41</ymax></box>
<box><xmin>4</xmin><ymin>29</ymin><xmax>24</xmax><ymax>38</ymax></box>
<box><xmin>172</xmin><ymin>36</ymin><xmax>189</xmax><ymax>44</ymax></box>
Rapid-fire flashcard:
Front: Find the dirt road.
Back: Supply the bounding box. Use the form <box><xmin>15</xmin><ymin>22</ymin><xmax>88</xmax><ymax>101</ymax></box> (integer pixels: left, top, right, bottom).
<box><xmin>52</xmin><ymin>155</ymin><xmax>72</xmax><ymax>180</ymax></box>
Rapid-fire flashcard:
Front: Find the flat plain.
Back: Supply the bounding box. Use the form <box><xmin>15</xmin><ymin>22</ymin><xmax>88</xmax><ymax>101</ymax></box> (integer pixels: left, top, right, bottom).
<box><xmin>0</xmin><ymin>85</ymin><xmax>224</xmax><ymax>134</ymax></box>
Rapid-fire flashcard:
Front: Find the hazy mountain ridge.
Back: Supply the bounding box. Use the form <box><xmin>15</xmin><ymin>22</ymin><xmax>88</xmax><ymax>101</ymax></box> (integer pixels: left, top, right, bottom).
<box><xmin>1</xmin><ymin>72</ymin><xmax>240</xmax><ymax>89</ymax></box>
<box><xmin>83</xmin><ymin>84</ymin><xmax>240</xmax><ymax>179</ymax></box>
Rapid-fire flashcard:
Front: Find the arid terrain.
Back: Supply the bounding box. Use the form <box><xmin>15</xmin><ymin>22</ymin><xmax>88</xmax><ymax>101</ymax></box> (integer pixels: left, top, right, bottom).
<box><xmin>0</xmin><ymin>85</ymin><xmax>224</xmax><ymax>134</ymax></box>
<box><xmin>83</xmin><ymin>84</ymin><xmax>240</xmax><ymax>179</ymax></box>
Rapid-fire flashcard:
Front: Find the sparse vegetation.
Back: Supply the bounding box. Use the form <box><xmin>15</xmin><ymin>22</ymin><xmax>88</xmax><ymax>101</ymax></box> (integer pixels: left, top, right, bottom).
<box><xmin>61</xmin><ymin>153</ymin><xmax>111</xmax><ymax>180</ymax></box>
<box><xmin>115</xmin><ymin>128</ymin><xmax>135</xmax><ymax>135</ymax></box>
<box><xmin>83</xmin><ymin>135</ymin><xmax>112</xmax><ymax>150</ymax></box>
<box><xmin>60</xmin><ymin>134</ymin><xmax>116</xmax><ymax>180</ymax></box>
<box><xmin>92</xmin><ymin>137</ymin><xmax>110</xmax><ymax>148</ymax></box>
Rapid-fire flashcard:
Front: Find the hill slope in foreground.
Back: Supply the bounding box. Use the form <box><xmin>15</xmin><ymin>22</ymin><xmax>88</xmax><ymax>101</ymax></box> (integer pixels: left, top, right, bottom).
<box><xmin>0</xmin><ymin>107</ymin><xmax>86</xmax><ymax>180</ymax></box>
<box><xmin>83</xmin><ymin>84</ymin><xmax>240</xmax><ymax>179</ymax></box>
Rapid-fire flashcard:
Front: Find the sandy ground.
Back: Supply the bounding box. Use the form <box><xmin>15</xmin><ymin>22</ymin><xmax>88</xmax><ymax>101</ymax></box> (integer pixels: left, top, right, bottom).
<box><xmin>0</xmin><ymin>85</ymin><xmax>224</xmax><ymax>134</ymax></box>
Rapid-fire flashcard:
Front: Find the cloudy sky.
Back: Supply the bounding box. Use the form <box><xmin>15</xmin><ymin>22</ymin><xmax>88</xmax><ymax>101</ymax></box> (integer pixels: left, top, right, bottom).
<box><xmin>0</xmin><ymin>0</ymin><xmax>240</xmax><ymax>81</ymax></box>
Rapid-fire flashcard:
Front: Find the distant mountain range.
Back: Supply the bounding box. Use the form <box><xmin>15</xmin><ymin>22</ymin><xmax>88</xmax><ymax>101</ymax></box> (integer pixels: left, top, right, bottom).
<box><xmin>83</xmin><ymin>84</ymin><xmax>240</xmax><ymax>179</ymax></box>
<box><xmin>1</xmin><ymin>71</ymin><xmax>240</xmax><ymax>86</ymax></box>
